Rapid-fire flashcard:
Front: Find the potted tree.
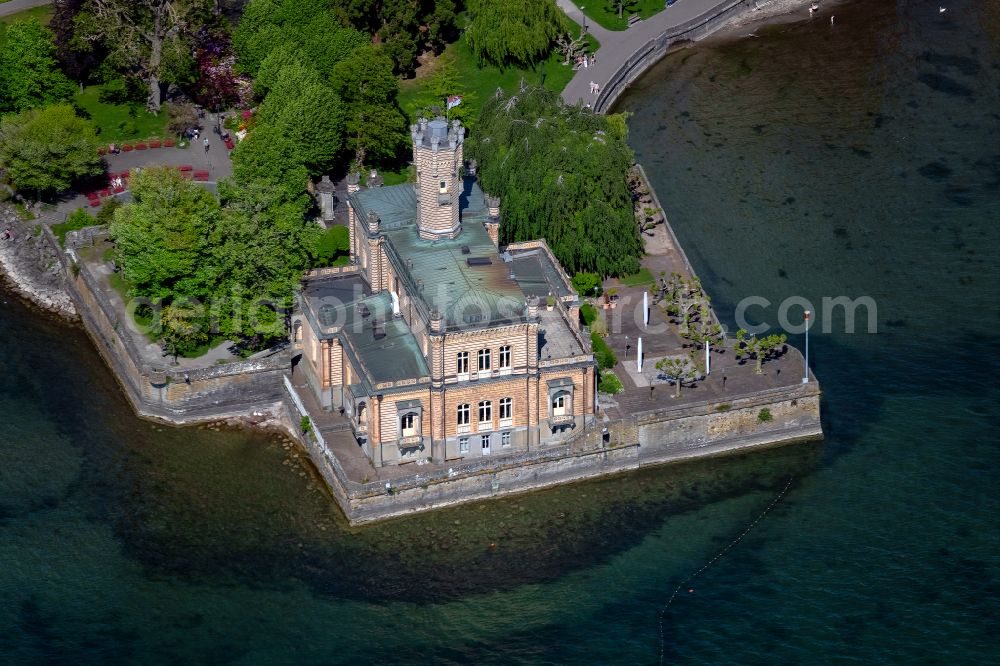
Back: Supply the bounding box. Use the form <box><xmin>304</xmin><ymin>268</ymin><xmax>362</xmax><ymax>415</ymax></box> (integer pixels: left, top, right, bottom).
<box><xmin>546</xmin><ymin>295</ymin><xmax>556</xmax><ymax>311</ymax></box>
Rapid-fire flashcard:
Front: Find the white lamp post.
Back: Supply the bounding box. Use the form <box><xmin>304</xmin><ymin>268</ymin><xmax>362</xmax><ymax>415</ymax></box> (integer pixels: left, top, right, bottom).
<box><xmin>802</xmin><ymin>310</ymin><xmax>811</xmax><ymax>384</ymax></box>
<box><xmin>637</xmin><ymin>337</ymin><xmax>643</xmax><ymax>373</ymax></box>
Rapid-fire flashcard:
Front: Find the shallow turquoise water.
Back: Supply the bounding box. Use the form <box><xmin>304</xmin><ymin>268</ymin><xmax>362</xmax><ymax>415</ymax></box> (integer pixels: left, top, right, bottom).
<box><xmin>2</xmin><ymin>0</ymin><xmax>998</xmax><ymax>662</ymax></box>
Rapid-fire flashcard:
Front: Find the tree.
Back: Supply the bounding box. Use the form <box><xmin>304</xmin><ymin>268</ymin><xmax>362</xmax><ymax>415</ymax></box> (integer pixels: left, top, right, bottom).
<box><xmin>165</xmin><ymin>101</ymin><xmax>198</xmax><ymax>136</ymax></box>
<box><xmin>410</xmin><ymin>51</ymin><xmax>475</xmax><ymax>127</ymax></box>
<box><xmin>51</xmin><ymin>0</ymin><xmax>106</xmax><ymax>90</ymax></box>
<box><xmin>555</xmin><ymin>31</ymin><xmax>588</xmax><ymax>66</ymax></box>
<box><xmin>329</xmin><ymin>45</ymin><xmax>407</xmax><ymax>168</ymax></box>
<box><xmin>336</xmin><ymin>0</ymin><xmax>458</xmax><ymax>75</ymax></box>
<box><xmin>109</xmin><ymin>166</ymin><xmax>221</xmax><ymax>300</ymax></box>
<box><xmin>572</xmin><ymin>272</ymin><xmax>602</xmax><ymax>297</ymax></box>
<box><xmin>0</xmin><ymin>20</ymin><xmax>76</xmax><ymax>113</ymax></box>
<box><xmin>252</xmin><ymin>61</ymin><xmax>345</xmax><ymax>174</ymax></box>
<box><xmin>0</xmin><ymin>105</ymin><xmax>103</xmax><ymax>198</ymax></box>
<box><xmin>160</xmin><ymin>300</ymin><xmax>210</xmax><ymax>360</ymax></box>
<box><xmin>469</xmin><ymin>87</ymin><xmax>642</xmax><ymax>277</ymax></box>
<box><xmin>655</xmin><ymin>356</ymin><xmax>696</xmax><ymax>398</ymax></box>
<box><xmin>735</xmin><ymin>329</ymin><xmax>788</xmax><ymax>374</ymax></box>
<box><xmin>466</xmin><ymin>0</ymin><xmax>567</xmax><ymax>68</ymax></box>
<box><xmin>76</xmin><ymin>0</ymin><xmax>213</xmax><ymax>112</ymax></box>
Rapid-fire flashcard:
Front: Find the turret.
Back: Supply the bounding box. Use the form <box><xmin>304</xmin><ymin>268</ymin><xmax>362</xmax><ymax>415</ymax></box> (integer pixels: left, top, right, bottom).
<box><xmin>413</xmin><ymin>117</ymin><xmax>464</xmax><ymax>240</ymax></box>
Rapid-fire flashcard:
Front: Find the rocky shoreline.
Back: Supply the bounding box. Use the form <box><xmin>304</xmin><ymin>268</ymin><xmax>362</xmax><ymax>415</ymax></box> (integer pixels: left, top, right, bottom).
<box><xmin>0</xmin><ymin>203</ymin><xmax>77</xmax><ymax>319</ymax></box>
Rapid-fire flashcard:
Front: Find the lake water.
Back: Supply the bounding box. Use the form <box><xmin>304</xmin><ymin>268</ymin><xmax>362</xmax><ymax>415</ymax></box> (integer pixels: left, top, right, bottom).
<box><xmin>1</xmin><ymin>0</ymin><xmax>997</xmax><ymax>662</ymax></box>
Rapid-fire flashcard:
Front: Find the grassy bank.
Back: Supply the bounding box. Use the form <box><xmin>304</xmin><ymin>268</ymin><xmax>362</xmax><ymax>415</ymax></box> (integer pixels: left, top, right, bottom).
<box><xmin>570</xmin><ymin>0</ymin><xmax>666</xmax><ymax>31</ymax></box>
<box><xmin>74</xmin><ymin>85</ymin><xmax>167</xmax><ymax>143</ymax></box>
<box><xmin>399</xmin><ymin>21</ymin><xmax>598</xmax><ymax>126</ymax></box>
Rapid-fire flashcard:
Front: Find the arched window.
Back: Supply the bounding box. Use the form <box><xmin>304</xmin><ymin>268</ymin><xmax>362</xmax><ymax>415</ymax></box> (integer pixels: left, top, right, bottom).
<box><xmin>400</xmin><ymin>412</ymin><xmax>418</xmax><ymax>438</ymax></box>
<box><xmin>551</xmin><ymin>392</ymin><xmax>569</xmax><ymax>417</ymax></box>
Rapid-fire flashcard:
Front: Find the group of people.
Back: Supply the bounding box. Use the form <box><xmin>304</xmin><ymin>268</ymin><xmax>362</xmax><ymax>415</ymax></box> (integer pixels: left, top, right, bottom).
<box><xmin>576</xmin><ymin>53</ymin><xmax>596</xmax><ymax>69</ymax></box>
<box><xmin>589</xmin><ymin>81</ymin><xmax>601</xmax><ymax>95</ymax></box>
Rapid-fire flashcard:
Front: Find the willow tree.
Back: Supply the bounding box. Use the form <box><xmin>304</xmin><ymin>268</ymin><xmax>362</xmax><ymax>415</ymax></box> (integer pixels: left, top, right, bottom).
<box><xmin>465</xmin><ymin>0</ymin><xmax>567</xmax><ymax>67</ymax></box>
<box><xmin>469</xmin><ymin>86</ymin><xmax>642</xmax><ymax>276</ymax></box>
<box><xmin>76</xmin><ymin>0</ymin><xmax>213</xmax><ymax>112</ymax></box>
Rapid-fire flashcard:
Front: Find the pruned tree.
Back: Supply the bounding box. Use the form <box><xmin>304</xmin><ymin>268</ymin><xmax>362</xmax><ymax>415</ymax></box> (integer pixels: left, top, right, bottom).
<box><xmin>165</xmin><ymin>101</ymin><xmax>198</xmax><ymax>136</ymax></box>
<box><xmin>655</xmin><ymin>356</ymin><xmax>696</xmax><ymax>398</ymax></box>
<box><xmin>77</xmin><ymin>0</ymin><xmax>213</xmax><ymax>112</ymax></box>
<box><xmin>555</xmin><ymin>31</ymin><xmax>587</xmax><ymax>66</ymax></box>
<box><xmin>735</xmin><ymin>329</ymin><xmax>788</xmax><ymax>374</ymax></box>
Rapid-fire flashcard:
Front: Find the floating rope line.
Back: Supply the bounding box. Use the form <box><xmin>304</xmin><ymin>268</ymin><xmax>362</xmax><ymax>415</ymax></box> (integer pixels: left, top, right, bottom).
<box><xmin>658</xmin><ymin>476</ymin><xmax>795</xmax><ymax>666</ymax></box>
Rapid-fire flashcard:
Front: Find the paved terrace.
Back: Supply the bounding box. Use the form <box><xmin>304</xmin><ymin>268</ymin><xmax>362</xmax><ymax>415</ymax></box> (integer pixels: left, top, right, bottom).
<box><xmin>557</xmin><ymin>0</ymin><xmax>738</xmax><ymax>107</ymax></box>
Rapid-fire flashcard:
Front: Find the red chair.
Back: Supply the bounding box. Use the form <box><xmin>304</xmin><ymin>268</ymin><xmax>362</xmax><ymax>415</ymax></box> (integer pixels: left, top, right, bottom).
<box><xmin>194</xmin><ymin>170</ymin><xmax>210</xmax><ymax>181</ymax></box>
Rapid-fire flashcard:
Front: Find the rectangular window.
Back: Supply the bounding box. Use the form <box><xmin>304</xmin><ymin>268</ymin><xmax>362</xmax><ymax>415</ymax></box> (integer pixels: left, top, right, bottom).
<box><xmin>459</xmin><ymin>437</ymin><xmax>469</xmax><ymax>454</ymax></box>
<box><xmin>499</xmin><ymin>397</ymin><xmax>512</xmax><ymax>421</ymax></box>
<box><xmin>439</xmin><ymin>180</ymin><xmax>448</xmax><ymax>193</ymax></box>
<box><xmin>478</xmin><ymin>348</ymin><xmax>491</xmax><ymax>371</ymax></box>
<box><xmin>457</xmin><ymin>403</ymin><xmax>470</xmax><ymax>433</ymax></box>
<box><xmin>478</xmin><ymin>400</ymin><xmax>492</xmax><ymax>430</ymax></box>
<box><xmin>501</xmin><ymin>431</ymin><xmax>511</xmax><ymax>447</ymax></box>
<box><xmin>457</xmin><ymin>351</ymin><xmax>469</xmax><ymax>376</ymax></box>
<box><xmin>481</xmin><ymin>434</ymin><xmax>491</xmax><ymax>454</ymax></box>
<box><xmin>498</xmin><ymin>345</ymin><xmax>511</xmax><ymax>373</ymax></box>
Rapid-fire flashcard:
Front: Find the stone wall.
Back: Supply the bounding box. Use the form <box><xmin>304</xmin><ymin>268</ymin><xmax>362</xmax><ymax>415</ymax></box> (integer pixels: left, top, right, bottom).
<box><xmin>285</xmin><ymin>373</ymin><xmax>822</xmax><ymax>525</ymax></box>
<box><xmin>55</xmin><ymin>228</ymin><xmax>289</xmax><ymax>423</ymax></box>
<box><xmin>595</xmin><ymin>0</ymin><xmax>756</xmax><ymax>113</ymax></box>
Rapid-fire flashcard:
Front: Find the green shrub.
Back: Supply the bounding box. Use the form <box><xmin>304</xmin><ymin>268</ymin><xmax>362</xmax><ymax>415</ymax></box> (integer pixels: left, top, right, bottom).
<box><xmin>580</xmin><ymin>302</ymin><xmax>598</xmax><ymax>327</ymax></box>
<box><xmin>757</xmin><ymin>408</ymin><xmax>773</xmax><ymax>423</ymax></box>
<box><xmin>51</xmin><ymin>208</ymin><xmax>98</xmax><ymax>245</ymax></box>
<box><xmin>715</xmin><ymin>403</ymin><xmax>731</xmax><ymax>412</ymax></box>
<box><xmin>598</xmin><ymin>371</ymin><xmax>623</xmax><ymax>394</ymax></box>
<box><xmin>300</xmin><ymin>416</ymin><xmax>313</xmax><ymax>434</ymax></box>
<box><xmin>591</xmin><ymin>331</ymin><xmax>617</xmax><ymax>370</ymax></box>
<box><xmin>95</xmin><ymin>197</ymin><xmax>121</xmax><ymax>225</ymax></box>
<box><xmin>572</xmin><ymin>271</ymin><xmax>602</xmax><ymax>297</ymax></box>
<box><xmin>314</xmin><ymin>225</ymin><xmax>350</xmax><ymax>265</ymax></box>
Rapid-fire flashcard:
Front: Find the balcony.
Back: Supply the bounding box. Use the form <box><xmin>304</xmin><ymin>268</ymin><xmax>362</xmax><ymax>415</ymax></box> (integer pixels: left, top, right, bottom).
<box><xmin>550</xmin><ymin>414</ymin><xmax>575</xmax><ymax>426</ymax></box>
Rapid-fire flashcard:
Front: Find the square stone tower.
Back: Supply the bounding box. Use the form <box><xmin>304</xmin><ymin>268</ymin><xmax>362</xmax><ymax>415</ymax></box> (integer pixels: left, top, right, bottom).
<box><xmin>412</xmin><ymin>117</ymin><xmax>465</xmax><ymax>240</ymax></box>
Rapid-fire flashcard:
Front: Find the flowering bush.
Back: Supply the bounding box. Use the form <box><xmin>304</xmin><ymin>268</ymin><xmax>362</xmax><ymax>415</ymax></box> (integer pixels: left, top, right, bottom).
<box><xmin>150</xmin><ymin>139</ymin><xmax>162</xmax><ymax>148</ymax></box>
<box><xmin>164</xmin><ymin>139</ymin><xmax>175</xmax><ymax>147</ymax></box>
<box><xmin>190</xmin><ymin>29</ymin><xmax>253</xmax><ymax>111</ymax></box>
<box><xmin>122</xmin><ymin>144</ymin><xmax>133</xmax><ymax>152</ymax></box>
<box><xmin>135</xmin><ymin>142</ymin><xmax>148</xmax><ymax>150</ymax></box>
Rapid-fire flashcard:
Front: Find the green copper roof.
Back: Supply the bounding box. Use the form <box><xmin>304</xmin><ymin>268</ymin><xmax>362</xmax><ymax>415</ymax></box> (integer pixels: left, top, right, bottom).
<box><xmin>383</xmin><ymin>182</ymin><xmax>526</xmax><ymax>330</ymax></box>
<box><xmin>339</xmin><ymin>292</ymin><xmax>430</xmax><ymax>390</ymax></box>
<box><xmin>349</xmin><ymin>184</ymin><xmax>417</xmax><ymax>231</ymax></box>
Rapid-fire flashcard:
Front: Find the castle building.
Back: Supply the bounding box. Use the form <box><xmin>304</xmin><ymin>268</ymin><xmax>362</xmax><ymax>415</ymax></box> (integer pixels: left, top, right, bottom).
<box><xmin>295</xmin><ymin>118</ymin><xmax>595</xmax><ymax>467</ymax></box>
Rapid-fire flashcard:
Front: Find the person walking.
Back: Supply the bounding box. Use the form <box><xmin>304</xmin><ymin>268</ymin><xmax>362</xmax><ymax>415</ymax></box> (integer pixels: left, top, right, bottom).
<box><xmin>203</xmin><ymin>137</ymin><xmax>210</xmax><ymax>153</ymax></box>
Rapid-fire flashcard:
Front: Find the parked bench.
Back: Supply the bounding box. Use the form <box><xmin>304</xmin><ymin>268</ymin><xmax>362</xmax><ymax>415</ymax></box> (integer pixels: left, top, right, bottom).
<box><xmin>193</xmin><ymin>170</ymin><xmax>210</xmax><ymax>181</ymax></box>
<box><xmin>627</xmin><ymin>13</ymin><xmax>641</xmax><ymax>26</ymax></box>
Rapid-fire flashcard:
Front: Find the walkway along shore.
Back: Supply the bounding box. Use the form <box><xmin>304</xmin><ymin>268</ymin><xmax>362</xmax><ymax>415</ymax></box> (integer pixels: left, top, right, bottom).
<box><xmin>557</xmin><ymin>0</ymin><xmax>815</xmax><ymax>112</ymax></box>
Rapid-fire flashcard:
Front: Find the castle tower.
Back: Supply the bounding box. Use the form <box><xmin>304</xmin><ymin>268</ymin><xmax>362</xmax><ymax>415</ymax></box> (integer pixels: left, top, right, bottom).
<box><xmin>412</xmin><ymin>117</ymin><xmax>464</xmax><ymax>240</ymax></box>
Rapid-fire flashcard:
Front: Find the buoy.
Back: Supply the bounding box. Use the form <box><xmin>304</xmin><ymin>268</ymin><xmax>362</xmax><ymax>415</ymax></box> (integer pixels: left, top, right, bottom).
<box><xmin>688</xmin><ymin>588</ymin><xmax>695</xmax><ymax>593</ymax></box>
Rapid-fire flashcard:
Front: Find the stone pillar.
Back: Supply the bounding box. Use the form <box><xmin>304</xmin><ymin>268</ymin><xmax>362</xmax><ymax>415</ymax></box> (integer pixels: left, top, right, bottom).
<box><xmin>371</xmin><ymin>394</ymin><xmax>383</xmax><ymax>467</ymax></box>
<box><xmin>316</xmin><ymin>175</ymin><xmax>336</xmax><ymax>226</ymax></box>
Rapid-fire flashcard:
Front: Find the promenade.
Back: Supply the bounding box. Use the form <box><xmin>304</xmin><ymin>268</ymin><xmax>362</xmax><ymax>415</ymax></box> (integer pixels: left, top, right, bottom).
<box><xmin>0</xmin><ymin>0</ymin><xmax>51</xmax><ymax>18</ymax></box>
<box><xmin>557</xmin><ymin>0</ymin><xmax>741</xmax><ymax>107</ymax></box>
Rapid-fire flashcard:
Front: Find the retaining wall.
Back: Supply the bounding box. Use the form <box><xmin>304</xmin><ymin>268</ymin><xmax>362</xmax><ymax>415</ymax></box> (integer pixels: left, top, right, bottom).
<box><xmin>53</xmin><ymin>226</ymin><xmax>289</xmax><ymax>423</ymax></box>
<box><xmin>596</xmin><ymin>0</ymin><xmax>756</xmax><ymax>113</ymax></box>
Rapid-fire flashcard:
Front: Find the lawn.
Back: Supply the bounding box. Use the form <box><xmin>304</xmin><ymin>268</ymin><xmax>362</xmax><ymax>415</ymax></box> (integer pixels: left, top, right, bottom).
<box><xmin>0</xmin><ymin>6</ymin><xmax>53</xmax><ymax>43</ymax></box>
<box><xmin>398</xmin><ymin>19</ymin><xmax>598</xmax><ymax>127</ymax></box>
<box><xmin>572</xmin><ymin>0</ymin><xmax>666</xmax><ymax>31</ymax></box>
<box><xmin>598</xmin><ymin>370</ymin><xmax>624</xmax><ymax>394</ymax></box>
<box><xmin>74</xmin><ymin>85</ymin><xmax>168</xmax><ymax>143</ymax></box>
<box><xmin>619</xmin><ymin>266</ymin><xmax>655</xmax><ymax>287</ymax></box>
